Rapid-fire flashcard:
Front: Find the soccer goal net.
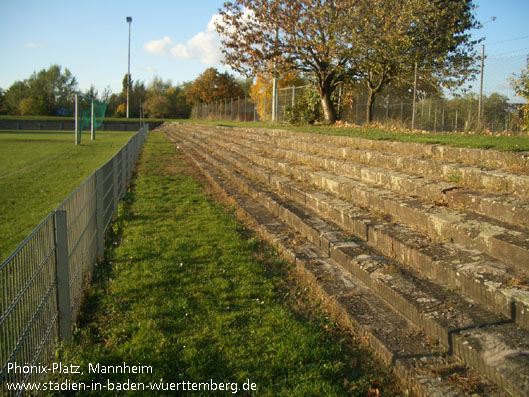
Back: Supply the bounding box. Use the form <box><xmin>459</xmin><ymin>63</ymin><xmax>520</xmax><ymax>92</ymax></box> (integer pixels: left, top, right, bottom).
<box><xmin>74</xmin><ymin>94</ymin><xmax>108</xmax><ymax>145</ymax></box>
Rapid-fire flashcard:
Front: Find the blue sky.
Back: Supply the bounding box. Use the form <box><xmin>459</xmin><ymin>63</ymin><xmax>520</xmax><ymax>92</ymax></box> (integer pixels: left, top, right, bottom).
<box><xmin>0</xmin><ymin>0</ymin><xmax>528</xmax><ymax>102</ymax></box>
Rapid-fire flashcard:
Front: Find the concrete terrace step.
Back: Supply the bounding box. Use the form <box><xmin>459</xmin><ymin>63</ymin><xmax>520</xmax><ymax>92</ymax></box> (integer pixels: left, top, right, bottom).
<box><xmin>178</xmin><ymin>128</ymin><xmax>529</xmax><ymax>332</ymax></box>
<box><xmin>221</xmin><ymin>129</ymin><xmax>529</xmax><ymax>232</ymax></box>
<box><xmin>164</xmin><ymin>130</ymin><xmax>496</xmax><ymax>397</ymax></box>
<box><xmin>163</xmin><ymin>123</ymin><xmax>529</xmax><ymax>396</ymax></box>
<box><xmin>197</xmin><ymin>124</ymin><xmax>529</xmax><ymax>199</ymax></box>
<box><xmin>184</xmin><ymin>126</ymin><xmax>529</xmax><ymax>277</ymax></box>
<box><xmin>241</xmin><ymin>125</ymin><xmax>529</xmax><ymax>174</ymax></box>
<box><xmin>185</xmin><ymin>124</ymin><xmax>529</xmax><ymax>232</ymax></box>
<box><xmin>175</xmin><ymin>125</ymin><xmax>529</xmax><ymax>331</ymax></box>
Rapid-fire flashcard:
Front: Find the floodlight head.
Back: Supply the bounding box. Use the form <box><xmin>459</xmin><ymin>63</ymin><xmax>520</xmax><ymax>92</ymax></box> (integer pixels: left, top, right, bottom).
<box><xmin>126</xmin><ymin>17</ymin><xmax>132</xmax><ymax>23</ymax></box>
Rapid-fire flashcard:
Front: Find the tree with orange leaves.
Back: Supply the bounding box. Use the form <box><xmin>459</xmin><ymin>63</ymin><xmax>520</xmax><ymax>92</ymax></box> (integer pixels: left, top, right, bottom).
<box><xmin>249</xmin><ymin>70</ymin><xmax>305</xmax><ymax>120</ymax></box>
<box><xmin>185</xmin><ymin>67</ymin><xmax>244</xmax><ymax>106</ymax></box>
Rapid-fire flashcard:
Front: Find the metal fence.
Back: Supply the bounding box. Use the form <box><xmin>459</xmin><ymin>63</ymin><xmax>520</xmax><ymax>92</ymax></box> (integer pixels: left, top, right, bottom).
<box><xmin>0</xmin><ymin>125</ymin><xmax>148</xmax><ymax>395</ymax></box>
<box><xmin>191</xmin><ymin>97</ymin><xmax>258</xmax><ymax>122</ymax></box>
<box><xmin>191</xmin><ymin>85</ymin><xmax>526</xmax><ymax>133</ymax></box>
<box><xmin>189</xmin><ymin>87</ymin><xmax>310</xmax><ymax>124</ymax></box>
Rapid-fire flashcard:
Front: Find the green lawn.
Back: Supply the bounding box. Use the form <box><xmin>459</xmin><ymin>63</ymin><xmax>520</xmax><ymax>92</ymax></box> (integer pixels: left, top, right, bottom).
<box><xmin>0</xmin><ymin>130</ymin><xmax>135</xmax><ymax>261</ymax></box>
<box><xmin>54</xmin><ymin>130</ymin><xmax>397</xmax><ymax>396</ymax></box>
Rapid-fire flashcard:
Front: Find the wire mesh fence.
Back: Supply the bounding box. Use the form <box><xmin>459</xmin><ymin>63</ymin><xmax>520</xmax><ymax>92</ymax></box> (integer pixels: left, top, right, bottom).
<box><xmin>191</xmin><ymin>97</ymin><xmax>258</xmax><ymax>122</ymax></box>
<box><xmin>0</xmin><ymin>213</ymin><xmax>58</xmax><ymax>394</ymax></box>
<box><xmin>191</xmin><ymin>85</ymin><xmax>526</xmax><ymax>134</ymax></box>
<box><xmin>0</xmin><ymin>125</ymin><xmax>148</xmax><ymax>395</ymax></box>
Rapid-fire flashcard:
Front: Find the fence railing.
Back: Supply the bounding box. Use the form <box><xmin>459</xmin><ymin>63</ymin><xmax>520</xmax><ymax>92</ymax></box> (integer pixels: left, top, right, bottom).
<box><xmin>0</xmin><ymin>125</ymin><xmax>148</xmax><ymax>395</ymax></box>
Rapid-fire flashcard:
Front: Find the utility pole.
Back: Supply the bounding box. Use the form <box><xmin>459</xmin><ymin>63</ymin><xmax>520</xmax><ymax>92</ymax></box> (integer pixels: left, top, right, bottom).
<box><xmin>126</xmin><ymin>16</ymin><xmax>132</xmax><ymax>119</ymax></box>
<box><xmin>478</xmin><ymin>44</ymin><xmax>485</xmax><ymax>129</ymax></box>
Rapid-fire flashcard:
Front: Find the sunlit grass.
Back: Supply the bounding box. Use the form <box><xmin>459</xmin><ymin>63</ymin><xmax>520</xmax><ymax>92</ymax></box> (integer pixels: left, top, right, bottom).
<box><xmin>0</xmin><ymin>130</ymin><xmax>135</xmax><ymax>261</ymax></box>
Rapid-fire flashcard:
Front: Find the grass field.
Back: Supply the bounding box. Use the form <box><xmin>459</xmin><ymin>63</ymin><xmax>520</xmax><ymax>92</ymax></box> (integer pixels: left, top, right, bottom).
<box><xmin>0</xmin><ymin>130</ymin><xmax>135</xmax><ymax>262</ymax></box>
<box><xmin>53</xmin><ymin>131</ymin><xmax>397</xmax><ymax>396</ymax></box>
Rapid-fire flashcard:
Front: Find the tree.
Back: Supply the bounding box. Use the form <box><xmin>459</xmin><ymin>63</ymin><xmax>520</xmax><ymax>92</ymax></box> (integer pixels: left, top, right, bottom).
<box><xmin>113</xmin><ymin>73</ymin><xmax>147</xmax><ymax>118</ymax></box>
<box><xmin>0</xmin><ymin>88</ymin><xmax>5</xmax><ymax>114</ymax></box>
<box><xmin>217</xmin><ymin>0</ymin><xmax>359</xmax><ymax>123</ymax></box>
<box><xmin>249</xmin><ymin>70</ymin><xmax>306</xmax><ymax>120</ymax></box>
<box><xmin>185</xmin><ymin>67</ymin><xmax>244</xmax><ymax>105</ymax></box>
<box><xmin>148</xmin><ymin>76</ymin><xmax>172</xmax><ymax>97</ymax></box>
<box><xmin>510</xmin><ymin>56</ymin><xmax>529</xmax><ymax>131</ymax></box>
<box><xmin>350</xmin><ymin>0</ymin><xmax>480</xmax><ymax>123</ymax></box>
<box><xmin>3</xmin><ymin>81</ymin><xmax>30</xmax><ymax>114</ymax></box>
<box><xmin>144</xmin><ymin>95</ymin><xmax>172</xmax><ymax>118</ymax></box>
<box><xmin>100</xmin><ymin>86</ymin><xmax>112</xmax><ymax>103</ymax></box>
<box><xmin>236</xmin><ymin>76</ymin><xmax>254</xmax><ymax>97</ymax></box>
<box><xmin>218</xmin><ymin>0</ymin><xmax>479</xmax><ymax>124</ymax></box>
<box><xmin>83</xmin><ymin>85</ymin><xmax>99</xmax><ymax>100</ymax></box>
<box><xmin>130</xmin><ymin>80</ymin><xmax>147</xmax><ymax>118</ymax></box>
<box><xmin>115</xmin><ymin>103</ymin><xmax>126</xmax><ymax>117</ymax></box>
<box><xmin>165</xmin><ymin>85</ymin><xmax>192</xmax><ymax>118</ymax></box>
<box><xmin>18</xmin><ymin>97</ymin><xmax>46</xmax><ymax>116</ymax></box>
<box><xmin>483</xmin><ymin>93</ymin><xmax>509</xmax><ymax>130</ymax></box>
<box><xmin>3</xmin><ymin>65</ymin><xmax>78</xmax><ymax>115</ymax></box>
<box><xmin>106</xmin><ymin>93</ymin><xmax>121</xmax><ymax>117</ymax></box>
<box><xmin>142</xmin><ymin>77</ymin><xmax>191</xmax><ymax>119</ymax></box>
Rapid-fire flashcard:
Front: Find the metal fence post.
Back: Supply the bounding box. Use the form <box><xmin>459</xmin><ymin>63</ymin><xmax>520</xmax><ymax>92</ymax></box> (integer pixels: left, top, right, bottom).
<box><xmin>129</xmin><ymin>139</ymin><xmax>133</xmax><ymax>176</ymax></box>
<box><xmin>95</xmin><ymin>169</ymin><xmax>105</xmax><ymax>260</ymax></box>
<box><xmin>355</xmin><ymin>93</ymin><xmax>359</xmax><ymax>125</ymax></box>
<box><xmin>264</xmin><ymin>92</ymin><xmax>267</xmax><ymax>121</ymax></box>
<box><xmin>55</xmin><ymin>209</ymin><xmax>72</xmax><ymax>343</ymax></box>
<box><xmin>122</xmin><ymin>146</ymin><xmax>127</xmax><ymax>197</ymax></box>
<box><xmin>112</xmin><ymin>154</ymin><xmax>119</xmax><ymax>216</ymax></box>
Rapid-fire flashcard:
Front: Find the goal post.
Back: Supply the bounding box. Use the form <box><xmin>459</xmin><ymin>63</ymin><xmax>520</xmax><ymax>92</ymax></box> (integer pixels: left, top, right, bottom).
<box><xmin>74</xmin><ymin>94</ymin><xmax>108</xmax><ymax>145</ymax></box>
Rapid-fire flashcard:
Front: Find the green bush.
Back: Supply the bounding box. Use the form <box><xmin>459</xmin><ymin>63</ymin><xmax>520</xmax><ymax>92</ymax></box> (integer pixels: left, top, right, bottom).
<box><xmin>284</xmin><ymin>87</ymin><xmax>321</xmax><ymax>125</ymax></box>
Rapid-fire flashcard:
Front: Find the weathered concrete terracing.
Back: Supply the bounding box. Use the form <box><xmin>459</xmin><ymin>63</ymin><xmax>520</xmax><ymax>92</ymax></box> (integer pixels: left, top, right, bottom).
<box><xmin>161</xmin><ymin>122</ymin><xmax>529</xmax><ymax>396</ymax></box>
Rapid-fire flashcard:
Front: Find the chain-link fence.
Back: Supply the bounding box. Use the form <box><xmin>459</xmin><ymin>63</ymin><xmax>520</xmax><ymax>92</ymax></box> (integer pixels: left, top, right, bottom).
<box><xmin>0</xmin><ymin>126</ymin><xmax>147</xmax><ymax>396</ymax></box>
<box><xmin>191</xmin><ymin>84</ymin><xmax>525</xmax><ymax>133</ymax></box>
<box><xmin>191</xmin><ymin>97</ymin><xmax>258</xmax><ymax>122</ymax></box>
<box><xmin>339</xmin><ymin>91</ymin><xmax>524</xmax><ymax>133</ymax></box>
<box><xmin>189</xmin><ymin>86</ymin><xmax>312</xmax><ymax>124</ymax></box>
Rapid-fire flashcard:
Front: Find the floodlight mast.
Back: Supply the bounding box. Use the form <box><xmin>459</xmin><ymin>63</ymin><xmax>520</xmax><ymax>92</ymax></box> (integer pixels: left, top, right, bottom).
<box><xmin>126</xmin><ymin>16</ymin><xmax>132</xmax><ymax>119</ymax></box>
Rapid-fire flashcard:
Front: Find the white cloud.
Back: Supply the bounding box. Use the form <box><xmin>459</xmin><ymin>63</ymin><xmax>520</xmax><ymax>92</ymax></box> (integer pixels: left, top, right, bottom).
<box><xmin>207</xmin><ymin>14</ymin><xmax>223</xmax><ymax>33</ymax></box>
<box><xmin>133</xmin><ymin>66</ymin><xmax>157</xmax><ymax>74</ymax></box>
<box><xmin>25</xmin><ymin>42</ymin><xmax>44</xmax><ymax>48</ymax></box>
<box><xmin>142</xmin><ymin>36</ymin><xmax>173</xmax><ymax>55</ymax></box>
<box><xmin>170</xmin><ymin>43</ymin><xmax>192</xmax><ymax>59</ymax></box>
<box><xmin>141</xmin><ymin>13</ymin><xmax>227</xmax><ymax>66</ymax></box>
<box><xmin>187</xmin><ymin>31</ymin><xmax>222</xmax><ymax>65</ymax></box>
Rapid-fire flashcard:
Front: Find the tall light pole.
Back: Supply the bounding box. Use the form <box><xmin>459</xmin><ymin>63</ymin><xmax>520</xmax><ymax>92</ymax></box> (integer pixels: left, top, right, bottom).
<box><xmin>126</xmin><ymin>16</ymin><xmax>132</xmax><ymax>119</ymax></box>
